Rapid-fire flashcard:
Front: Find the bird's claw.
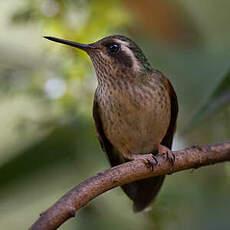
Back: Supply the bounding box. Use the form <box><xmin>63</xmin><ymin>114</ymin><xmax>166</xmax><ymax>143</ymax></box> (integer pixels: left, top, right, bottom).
<box><xmin>146</xmin><ymin>154</ymin><xmax>158</xmax><ymax>171</ymax></box>
<box><xmin>166</xmin><ymin>150</ymin><xmax>175</xmax><ymax>165</ymax></box>
<box><xmin>130</xmin><ymin>153</ymin><xmax>158</xmax><ymax>171</ymax></box>
<box><xmin>144</xmin><ymin>154</ymin><xmax>158</xmax><ymax>171</ymax></box>
<box><xmin>158</xmin><ymin>144</ymin><xmax>175</xmax><ymax>165</ymax></box>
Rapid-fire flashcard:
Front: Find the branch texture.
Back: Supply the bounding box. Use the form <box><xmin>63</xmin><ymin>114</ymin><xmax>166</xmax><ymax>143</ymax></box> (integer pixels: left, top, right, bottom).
<box><xmin>30</xmin><ymin>142</ymin><xmax>230</xmax><ymax>230</ymax></box>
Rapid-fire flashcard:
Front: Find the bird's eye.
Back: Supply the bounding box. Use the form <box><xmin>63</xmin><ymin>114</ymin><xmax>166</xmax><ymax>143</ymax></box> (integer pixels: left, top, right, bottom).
<box><xmin>108</xmin><ymin>43</ymin><xmax>120</xmax><ymax>54</ymax></box>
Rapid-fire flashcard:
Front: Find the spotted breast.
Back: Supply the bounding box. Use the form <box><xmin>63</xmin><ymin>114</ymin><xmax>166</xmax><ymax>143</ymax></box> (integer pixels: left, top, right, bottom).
<box><xmin>95</xmin><ymin>70</ymin><xmax>171</xmax><ymax>159</ymax></box>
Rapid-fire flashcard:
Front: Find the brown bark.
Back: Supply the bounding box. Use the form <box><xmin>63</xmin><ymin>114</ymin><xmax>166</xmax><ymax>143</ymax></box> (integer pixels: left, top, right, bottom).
<box><xmin>30</xmin><ymin>141</ymin><xmax>230</xmax><ymax>230</ymax></box>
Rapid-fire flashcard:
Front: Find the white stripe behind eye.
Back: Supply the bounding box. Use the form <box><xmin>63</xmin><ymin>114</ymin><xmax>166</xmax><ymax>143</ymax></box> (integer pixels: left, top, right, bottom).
<box><xmin>114</xmin><ymin>39</ymin><xmax>141</xmax><ymax>72</ymax></box>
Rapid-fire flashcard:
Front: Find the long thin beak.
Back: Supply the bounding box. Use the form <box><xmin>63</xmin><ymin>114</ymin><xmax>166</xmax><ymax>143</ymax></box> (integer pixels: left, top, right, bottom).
<box><xmin>44</xmin><ymin>36</ymin><xmax>95</xmax><ymax>51</ymax></box>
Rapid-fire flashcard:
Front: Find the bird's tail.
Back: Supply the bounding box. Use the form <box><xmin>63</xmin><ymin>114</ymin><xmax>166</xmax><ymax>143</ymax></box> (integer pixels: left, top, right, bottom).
<box><xmin>105</xmin><ymin>147</ymin><xmax>165</xmax><ymax>212</ymax></box>
<box><xmin>121</xmin><ymin>175</ymin><xmax>165</xmax><ymax>212</ymax></box>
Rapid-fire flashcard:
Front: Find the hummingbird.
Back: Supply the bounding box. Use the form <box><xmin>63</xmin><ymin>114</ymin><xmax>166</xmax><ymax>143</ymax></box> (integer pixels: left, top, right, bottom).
<box><xmin>44</xmin><ymin>35</ymin><xmax>178</xmax><ymax>212</ymax></box>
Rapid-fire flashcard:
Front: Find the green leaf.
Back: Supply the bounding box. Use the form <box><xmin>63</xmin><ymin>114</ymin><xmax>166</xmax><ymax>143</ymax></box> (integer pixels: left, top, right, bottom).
<box><xmin>184</xmin><ymin>69</ymin><xmax>230</xmax><ymax>133</ymax></box>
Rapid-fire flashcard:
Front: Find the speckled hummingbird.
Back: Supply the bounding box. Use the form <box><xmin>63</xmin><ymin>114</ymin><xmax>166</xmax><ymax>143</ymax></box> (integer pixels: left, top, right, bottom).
<box><xmin>44</xmin><ymin>35</ymin><xmax>178</xmax><ymax>212</ymax></box>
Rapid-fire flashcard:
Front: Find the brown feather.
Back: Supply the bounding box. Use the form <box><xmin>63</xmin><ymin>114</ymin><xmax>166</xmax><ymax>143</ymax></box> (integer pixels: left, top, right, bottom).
<box><xmin>93</xmin><ymin>71</ymin><xmax>178</xmax><ymax>212</ymax></box>
<box><xmin>93</xmin><ymin>96</ymin><xmax>125</xmax><ymax>167</ymax></box>
<box><xmin>160</xmin><ymin>73</ymin><xmax>178</xmax><ymax>148</ymax></box>
<box><xmin>131</xmin><ymin>71</ymin><xmax>178</xmax><ymax>212</ymax></box>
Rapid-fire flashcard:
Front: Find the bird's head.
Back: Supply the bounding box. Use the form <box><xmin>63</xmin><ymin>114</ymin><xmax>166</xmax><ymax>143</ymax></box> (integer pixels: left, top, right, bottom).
<box><xmin>44</xmin><ymin>35</ymin><xmax>152</xmax><ymax>81</ymax></box>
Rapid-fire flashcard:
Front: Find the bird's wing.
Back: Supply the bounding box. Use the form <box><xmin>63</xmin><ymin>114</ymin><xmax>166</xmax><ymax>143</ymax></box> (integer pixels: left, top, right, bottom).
<box><xmin>93</xmin><ymin>94</ymin><xmax>122</xmax><ymax>167</ymax></box>
<box><xmin>159</xmin><ymin>72</ymin><xmax>178</xmax><ymax>148</ymax></box>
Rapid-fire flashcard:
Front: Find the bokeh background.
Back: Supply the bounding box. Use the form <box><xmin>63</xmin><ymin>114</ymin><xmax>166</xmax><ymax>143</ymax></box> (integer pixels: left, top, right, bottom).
<box><xmin>1</xmin><ymin>0</ymin><xmax>230</xmax><ymax>229</ymax></box>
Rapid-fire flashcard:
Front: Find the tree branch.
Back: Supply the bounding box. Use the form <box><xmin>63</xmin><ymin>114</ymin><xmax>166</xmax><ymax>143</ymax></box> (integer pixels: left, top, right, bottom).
<box><xmin>30</xmin><ymin>141</ymin><xmax>230</xmax><ymax>230</ymax></box>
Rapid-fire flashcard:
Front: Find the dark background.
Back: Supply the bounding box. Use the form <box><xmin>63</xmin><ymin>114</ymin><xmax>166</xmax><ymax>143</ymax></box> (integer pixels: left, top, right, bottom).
<box><xmin>1</xmin><ymin>0</ymin><xmax>230</xmax><ymax>229</ymax></box>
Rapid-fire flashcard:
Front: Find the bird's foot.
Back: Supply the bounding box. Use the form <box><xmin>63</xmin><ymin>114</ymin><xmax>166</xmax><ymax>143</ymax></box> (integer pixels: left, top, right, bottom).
<box><xmin>128</xmin><ymin>153</ymin><xmax>158</xmax><ymax>171</ymax></box>
<box><xmin>158</xmin><ymin>144</ymin><xmax>175</xmax><ymax>165</ymax></box>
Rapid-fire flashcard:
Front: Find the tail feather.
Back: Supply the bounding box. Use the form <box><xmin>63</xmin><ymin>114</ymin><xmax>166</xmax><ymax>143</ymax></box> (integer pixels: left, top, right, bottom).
<box><xmin>104</xmin><ymin>147</ymin><xmax>166</xmax><ymax>212</ymax></box>
<box><xmin>122</xmin><ymin>175</ymin><xmax>165</xmax><ymax>212</ymax></box>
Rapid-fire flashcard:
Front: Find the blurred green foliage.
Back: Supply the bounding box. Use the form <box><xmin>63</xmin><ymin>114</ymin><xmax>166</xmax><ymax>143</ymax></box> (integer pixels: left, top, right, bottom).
<box><xmin>1</xmin><ymin>0</ymin><xmax>230</xmax><ymax>229</ymax></box>
<box><xmin>185</xmin><ymin>70</ymin><xmax>230</xmax><ymax>132</ymax></box>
